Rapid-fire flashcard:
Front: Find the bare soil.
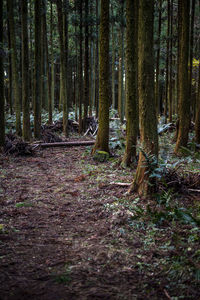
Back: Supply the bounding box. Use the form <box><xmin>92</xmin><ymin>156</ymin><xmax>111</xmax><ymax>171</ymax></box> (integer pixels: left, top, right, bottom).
<box><xmin>0</xmin><ymin>147</ymin><xmax>199</xmax><ymax>300</ymax></box>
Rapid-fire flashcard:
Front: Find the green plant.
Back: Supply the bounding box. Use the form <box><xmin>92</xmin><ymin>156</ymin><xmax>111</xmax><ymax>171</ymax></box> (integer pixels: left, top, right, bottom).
<box><xmin>15</xmin><ymin>202</ymin><xmax>33</xmax><ymax>208</ymax></box>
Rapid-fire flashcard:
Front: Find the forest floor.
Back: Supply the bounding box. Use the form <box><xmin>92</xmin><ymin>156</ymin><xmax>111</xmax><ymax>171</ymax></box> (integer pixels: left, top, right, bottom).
<box><xmin>0</xmin><ymin>138</ymin><xmax>200</xmax><ymax>300</ymax></box>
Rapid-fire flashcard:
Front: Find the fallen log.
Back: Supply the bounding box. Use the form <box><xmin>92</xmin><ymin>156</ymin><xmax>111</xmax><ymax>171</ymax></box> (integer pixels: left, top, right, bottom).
<box><xmin>34</xmin><ymin>140</ymin><xmax>95</xmax><ymax>148</ymax></box>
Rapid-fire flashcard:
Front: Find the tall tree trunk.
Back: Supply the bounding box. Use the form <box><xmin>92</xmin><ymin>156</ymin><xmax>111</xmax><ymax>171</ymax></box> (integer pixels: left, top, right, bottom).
<box><xmin>129</xmin><ymin>0</ymin><xmax>158</xmax><ymax>196</ymax></box>
<box><xmin>118</xmin><ymin>0</ymin><xmax>125</xmax><ymax>123</ymax></box>
<box><xmin>7</xmin><ymin>0</ymin><xmax>22</xmax><ymax>136</ymax></box>
<box><xmin>195</xmin><ymin>63</ymin><xmax>200</xmax><ymax>143</ymax></box>
<box><xmin>95</xmin><ymin>0</ymin><xmax>99</xmax><ymax>118</ymax></box>
<box><xmin>41</xmin><ymin>0</ymin><xmax>48</xmax><ymax>111</ymax></box>
<box><xmin>83</xmin><ymin>0</ymin><xmax>89</xmax><ymax>129</ymax></box>
<box><xmin>164</xmin><ymin>0</ymin><xmax>170</xmax><ymax>121</ymax></box>
<box><xmin>49</xmin><ymin>0</ymin><xmax>54</xmax><ymax>124</ymax></box>
<box><xmin>92</xmin><ymin>0</ymin><xmax>110</xmax><ymax>154</ymax></box>
<box><xmin>0</xmin><ymin>0</ymin><xmax>5</xmax><ymax>147</ymax></box>
<box><xmin>168</xmin><ymin>0</ymin><xmax>173</xmax><ymax>122</ymax></box>
<box><xmin>78</xmin><ymin>0</ymin><xmax>83</xmax><ymax>133</ymax></box>
<box><xmin>155</xmin><ymin>0</ymin><xmax>162</xmax><ymax>116</ymax></box>
<box><xmin>189</xmin><ymin>0</ymin><xmax>195</xmax><ymax>120</ymax></box>
<box><xmin>56</xmin><ymin>0</ymin><xmax>68</xmax><ymax>136</ymax></box>
<box><xmin>34</xmin><ymin>0</ymin><xmax>42</xmax><ymax>138</ymax></box>
<box><xmin>29</xmin><ymin>1</ymin><xmax>33</xmax><ymax>110</ymax></box>
<box><xmin>21</xmin><ymin>0</ymin><xmax>31</xmax><ymax>141</ymax></box>
<box><xmin>195</xmin><ymin>2</ymin><xmax>200</xmax><ymax>143</ymax></box>
<box><xmin>111</xmin><ymin>4</ymin><xmax>116</xmax><ymax>109</ymax></box>
<box><xmin>7</xmin><ymin>12</ymin><xmax>13</xmax><ymax>115</ymax></box>
<box><xmin>175</xmin><ymin>0</ymin><xmax>190</xmax><ymax>153</ymax></box>
<box><xmin>122</xmin><ymin>0</ymin><xmax>138</xmax><ymax>166</ymax></box>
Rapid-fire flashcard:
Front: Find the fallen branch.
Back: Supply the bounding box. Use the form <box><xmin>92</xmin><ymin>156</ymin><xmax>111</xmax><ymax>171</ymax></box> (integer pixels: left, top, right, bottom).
<box><xmin>188</xmin><ymin>189</ymin><xmax>200</xmax><ymax>193</ymax></box>
<box><xmin>34</xmin><ymin>140</ymin><xmax>95</xmax><ymax>148</ymax></box>
<box><xmin>110</xmin><ymin>182</ymin><xmax>131</xmax><ymax>187</ymax></box>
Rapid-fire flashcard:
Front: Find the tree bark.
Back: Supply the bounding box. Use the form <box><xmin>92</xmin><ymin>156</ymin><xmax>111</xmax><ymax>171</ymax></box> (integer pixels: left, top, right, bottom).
<box><xmin>34</xmin><ymin>0</ymin><xmax>42</xmax><ymax>138</ymax></box>
<box><xmin>92</xmin><ymin>0</ymin><xmax>110</xmax><ymax>154</ymax></box>
<box><xmin>21</xmin><ymin>0</ymin><xmax>31</xmax><ymax>141</ymax></box>
<box><xmin>0</xmin><ymin>0</ymin><xmax>5</xmax><ymax>147</ymax></box>
<box><xmin>7</xmin><ymin>0</ymin><xmax>22</xmax><ymax>136</ymax></box>
<box><xmin>174</xmin><ymin>0</ymin><xmax>190</xmax><ymax>153</ymax></box>
<box><xmin>129</xmin><ymin>0</ymin><xmax>158</xmax><ymax>196</ymax></box>
<box><xmin>122</xmin><ymin>0</ymin><xmax>138</xmax><ymax>166</ymax></box>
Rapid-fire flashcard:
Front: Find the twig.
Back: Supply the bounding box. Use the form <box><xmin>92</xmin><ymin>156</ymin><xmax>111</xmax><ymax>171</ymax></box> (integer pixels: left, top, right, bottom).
<box><xmin>164</xmin><ymin>289</ymin><xmax>172</xmax><ymax>300</ymax></box>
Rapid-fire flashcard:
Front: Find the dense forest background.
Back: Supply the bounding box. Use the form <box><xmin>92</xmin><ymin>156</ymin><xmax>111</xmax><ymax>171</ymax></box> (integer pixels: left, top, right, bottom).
<box><xmin>0</xmin><ymin>1</ymin><xmax>200</xmax><ymax>299</ymax></box>
<box><xmin>0</xmin><ymin>0</ymin><xmax>199</xmax><ymax>142</ymax></box>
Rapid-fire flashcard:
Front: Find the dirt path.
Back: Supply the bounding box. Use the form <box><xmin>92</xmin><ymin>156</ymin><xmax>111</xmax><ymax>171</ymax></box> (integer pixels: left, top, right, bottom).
<box><xmin>0</xmin><ymin>148</ymin><xmax>199</xmax><ymax>299</ymax></box>
<box><xmin>0</xmin><ymin>147</ymin><xmax>139</xmax><ymax>300</ymax></box>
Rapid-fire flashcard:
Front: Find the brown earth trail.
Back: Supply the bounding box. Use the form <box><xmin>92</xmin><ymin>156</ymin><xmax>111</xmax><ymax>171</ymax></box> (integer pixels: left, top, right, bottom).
<box><xmin>0</xmin><ymin>147</ymin><xmax>199</xmax><ymax>299</ymax></box>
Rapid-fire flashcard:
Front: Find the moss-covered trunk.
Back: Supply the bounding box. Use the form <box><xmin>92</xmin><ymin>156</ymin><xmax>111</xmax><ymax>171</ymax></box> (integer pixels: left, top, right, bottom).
<box><xmin>122</xmin><ymin>0</ymin><xmax>138</xmax><ymax>166</ymax></box>
<box><xmin>0</xmin><ymin>0</ymin><xmax>5</xmax><ymax>147</ymax></box>
<box><xmin>21</xmin><ymin>0</ymin><xmax>31</xmax><ymax>141</ymax></box>
<box><xmin>7</xmin><ymin>0</ymin><xmax>22</xmax><ymax>136</ymax></box>
<box><xmin>174</xmin><ymin>0</ymin><xmax>190</xmax><ymax>153</ymax></box>
<box><xmin>92</xmin><ymin>0</ymin><xmax>109</xmax><ymax>154</ymax></box>
<box><xmin>129</xmin><ymin>0</ymin><xmax>158</xmax><ymax>196</ymax></box>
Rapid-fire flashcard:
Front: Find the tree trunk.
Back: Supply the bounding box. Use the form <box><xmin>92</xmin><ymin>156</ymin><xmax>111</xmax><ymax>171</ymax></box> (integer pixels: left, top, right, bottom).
<box><xmin>118</xmin><ymin>1</ymin><xmax>125</xmax><ymax>123</ymax></box>
<box><xmin>92</xmin><ymin>0</ymin><xmax>110</xmax><ymax>154</ymax></box>
<box><xmin>189</xmin><ymin>0</ymin><xmax>195</xmax><ymax>121</ymax></box>
<box><xmin>0</xmin><ymin>0</ymin><xmax>5</xmax><ymax>147</ymax></box>
<box><xmin>122</xmin><ymin>0</ymin><xmax>138</xmax><ymax>166</ymax></box>
<box><xmin>174</xmin><ymin>0</ymin><xmax>190</xmax><ymax>153</ymax></box>
<box><xmin>34</xmin><ymin>0</ymin><xmax>42</xmax><ymax>138</ymax></box>
<box><xmin>111</xmin><ymin>4</ymin><xmax>116</xmax><ymax>109</ymax></box>
<box><xmin>164</xmin><ymin>0</ymin><xmax>170</xmax><ymax>121</ymax></box>
<box><xmin>168</xmin><ymin>0</ymin><xmax>173</xmax><ymax>122</ymax></box>
<box><xmin>129</xmin><ymin>0</ymin><xmax>158</xmax><ymax>196</ymax></box>
<box><xmin>83</xmin><ymin>0</ymin><xmax>89</xmax><ymax>129</ymax></box>
<box><xmin>21</xmin><ymin>0</ymin><xmax>31</xmax><ymax>141</ymax></box>
<box><xmin>95</xmin><ymin>0</ymin><xmax>99</xmax><ymax>118</ymax></box>
<box><xmin>7</xmin><ymin>0</ymin><xmax>22</xmax><ymax>136</ymax></box>
<box><xmin>78</xmin><ymin>0</ymin><xmax>83</xmax><ymax>133</ymax></box>
<box><xmin>155</xmin><ymin>0</ymin><xmax>162</xmax><ymax>116</ymax></box>
<box><xmin>56</xmin><ymin>0</ymin><xmax>68</xmax><ymax>136</ymax></box>
<box><xmin>195</xmin><ymin>62</ymin><xmax>200</xmax><ymax>143</ymax></box>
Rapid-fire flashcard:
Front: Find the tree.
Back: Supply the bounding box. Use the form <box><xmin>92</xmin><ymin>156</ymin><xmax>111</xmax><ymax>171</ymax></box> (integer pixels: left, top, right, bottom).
<box><xmin>21</xmin><ymin>0</ymin><xmax>31</xmax><ymax>141</ymax></box>
<box><xmin>92</xmin><ymin>0</ymin><xmax>110</xmax><ymax>154</ymax></box>
<box><xmin>56</xmin><ymin>0</ymin><xmax>68</xmax><ymax>137</ymax></box>
<box><xmin>155</xmin><ymin>0</ymin><xmax>162</xmax><ymax>116</ymax></box>
<box><xmin>78</xmin><ymin>0</ymin><xmax>83</xmax><ymax>133</ymax></box>
<box><xmin>129</xmin><ymin>0</ymin><xmax>158</xmax><ymax>196</ymax></box>
<box><xmin>34</xmin><ymin>0</ymin><xmax>42</xmax><ymax>138</ymax></box>
<box><xmin>94</xmin><ymin>0</ymin><xmax>99</xmax><ymax>118</ymax></box>
<box><xmin>122</xmin><ymin>0</ymin><xmax>138</xmax><ymax>166</ymax></box>
<box><xmin>118</xmin><ymin>0</ymin><xmax>125</xmax><ymax>123</ymax></box>
<box><xmin>0</xmin><ymin>0</ymin><xmax>5</xmax><ymax>147</ymax></box>
<box><xmin>174</xmin><ymin>0</ymin><xmax>190</xmax><ymax>153</ymax></box>
<box><xmin>195</xmin><ymin>63</ymin><xmax>200</xmax><ymax>144</ymax></box>
<box><xmin>83</xmin><ymin>0</ymin><xmax>89</xmax><ymax>129</ymax></box>
<box><xmin>7</xmin><ymin>0</ymin><xmax>22</xmax><ymax>136</ymax></box>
